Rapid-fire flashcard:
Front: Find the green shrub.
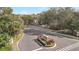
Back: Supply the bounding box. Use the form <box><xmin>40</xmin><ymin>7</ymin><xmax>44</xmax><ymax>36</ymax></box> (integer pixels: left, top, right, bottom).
<box><xmin>0</xmin><ymin>44</ymin><xmax>12</xmax><ymax>51</ymax></box>
<box><xmin>0</xmin><ymin>33</ymin><xmax>11</xmax><ymax>48</ymax></box>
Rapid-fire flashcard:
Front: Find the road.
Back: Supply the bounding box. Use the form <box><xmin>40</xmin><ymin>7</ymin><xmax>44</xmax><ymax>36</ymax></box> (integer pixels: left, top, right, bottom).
<box><xmin>18</xmin><ymin>25</ymin><xmax>79</xmax><ymax>51</ymax></box>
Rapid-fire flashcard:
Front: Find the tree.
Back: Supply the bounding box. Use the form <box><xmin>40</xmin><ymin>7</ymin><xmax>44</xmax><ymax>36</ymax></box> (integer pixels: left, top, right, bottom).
<box><xmin>0</xmin><ymin>33</ymin><xmax>10</xmax><ymax>48</ymax></box>
<box><xmin>66</xmin><ymin>18</ymin><xmax>79</xmax><ymax>35</ymax></box>
<box><xmin>38</xmin><ymin>7</ymin><xmax>79</xmax><ymax>35</ymax></box>
<box><xmin>0</xmin><ymin>7</ymin><xmax>24</xmax><ymax>48</ymax></box>
<box><xmin>21</xmin><ymin>15</ymin><xmax>34</xmax><ymax>25</ymax></box>
<box><xmin>38</xmin><ymin>7</ymin><xmax>76</xmax><ymax>30</ymax></box>
<box><xmin>2</xmin><ymin>7</ymin><xmax>13</xmax><ymax>15</ymax></box>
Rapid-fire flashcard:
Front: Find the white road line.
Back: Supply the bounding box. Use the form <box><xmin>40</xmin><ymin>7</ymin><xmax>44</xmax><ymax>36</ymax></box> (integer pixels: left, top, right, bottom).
<box><xmin>32</xmin><ymin>47</ymin><xmax>43</xmax><ymax>51</ymax></box>
<box><xmin>32</xmin><ymin>43</ymin><xmax>56</xmax><ymax>51</ymax></box>
<box><xmin>53</xmin><ymin>43</ymin><xmax>56</xmax><ymax>48</ymax></box>
<box><xmin>44</xmin><ymin>43</ymin><xmax>56</xmax><ymax>49</ymax></box>
<box><xmin>56</xmin><ymin>42</ymin><xmax>79</xmax><ymax>51</ymax></box>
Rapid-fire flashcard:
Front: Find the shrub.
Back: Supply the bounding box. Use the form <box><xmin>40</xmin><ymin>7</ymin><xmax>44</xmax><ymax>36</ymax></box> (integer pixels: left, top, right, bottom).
<box><xmin>0</xmin><ymin>33</ymin><xmax>11</xmax><ymax>48</ymax></box>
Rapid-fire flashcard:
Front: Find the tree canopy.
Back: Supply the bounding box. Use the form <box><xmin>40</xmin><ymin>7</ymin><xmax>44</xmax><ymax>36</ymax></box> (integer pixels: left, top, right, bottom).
<box><xmin>0</xmin><ymin>7</ymin><xmax>24</xmax><ymax>48</ymax></box>
<box><xmin>38</xmin><ymin>7</ymin><xmax>79</xmax><ymax>32</ymax></box>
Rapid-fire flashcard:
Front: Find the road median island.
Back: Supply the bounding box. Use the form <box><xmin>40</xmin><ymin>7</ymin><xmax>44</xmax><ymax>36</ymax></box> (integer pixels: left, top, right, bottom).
<box><xmin>34</xmin><ymin>39</ymin><xmax>56</xmax><ymax>51</ymax></box>
<box><xmin>34</xmin><ymin>34</ymin><xmax>56</xmax><ymax>49</ymax></box>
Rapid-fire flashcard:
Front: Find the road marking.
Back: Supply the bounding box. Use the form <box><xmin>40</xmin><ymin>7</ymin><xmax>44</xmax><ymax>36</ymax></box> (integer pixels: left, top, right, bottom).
<box><xmin>32</xmin><ymin>47</ymin><xmax>43</xmax><ymax>51</ymax></box>
<box><xmin>44</xmin><ymin>43</ymin><xmax>56</xmax><ymax>49</ymax></box>
<box><xmin>17</xmin><ymin>33</ymin><xmax>25</xmax><ymax>51</ymax></box>
<box><xmin>50</xmin><ymin>43</ymin><xmax>56</xmax><ymax>48</ymax></box>
<box><xmin>56</xmin><ymin>42</ymin><xmax>79</xmax><ymax>51</ymax></box>
<box><xmin>32</xmin><ymin>43</ymin><xmax>56</xmax><ymax>51</ymax></box>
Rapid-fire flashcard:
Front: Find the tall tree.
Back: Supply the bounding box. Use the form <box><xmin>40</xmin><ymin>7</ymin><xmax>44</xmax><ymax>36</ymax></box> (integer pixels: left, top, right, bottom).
<box><xmin>0</xmin><ymin>7</ymin><xmax>24</xmax><ymax>48</ymax></box>
<box><xmin>2</xmin><ymin>7</ymin><xmax>13</xmax><ymax>15</ymax></box>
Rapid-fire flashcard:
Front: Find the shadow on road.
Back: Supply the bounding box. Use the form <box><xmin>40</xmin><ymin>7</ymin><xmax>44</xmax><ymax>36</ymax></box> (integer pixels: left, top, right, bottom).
<box><xmin>24</xmin><ymin>29</ymin><xmax>43</xmax><ymax>35</ymax></box>
<box><xmin>24</xmin><ymin>28</ymin><xmax>78</xmax><ymax>39</ymax></box>
<box><xmin>24</xmin><ymin>29</ymin><xmax>63</xmax><ymax>37</ymax></box>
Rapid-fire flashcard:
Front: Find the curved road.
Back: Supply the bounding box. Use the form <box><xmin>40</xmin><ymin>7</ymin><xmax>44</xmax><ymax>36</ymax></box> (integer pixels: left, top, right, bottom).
<box><xmin>18</xmin><ymin>25</ymin><xmax>79</xmax><ymax>51</ymax></box>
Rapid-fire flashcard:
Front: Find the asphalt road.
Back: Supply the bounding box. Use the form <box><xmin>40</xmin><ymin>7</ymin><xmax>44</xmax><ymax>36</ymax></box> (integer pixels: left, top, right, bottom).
<box><xmin>70</xmin><ymin>47</ymin><xmax>79</xmax><ymax>51</ymax></box>
<box><xmin>18</xmin><ymin>25</ymin><xmax>79</xmax><ymax>51</ymax></box>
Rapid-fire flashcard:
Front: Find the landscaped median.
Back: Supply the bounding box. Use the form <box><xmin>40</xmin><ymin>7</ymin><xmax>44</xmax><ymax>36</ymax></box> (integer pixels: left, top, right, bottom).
<box><xmin>11</xmin><ymin>31</ymin><xmax>24</xmax><ymax>51</ymax></box>
<box><xmin>35</xmin><ymin>34</ymin><xmax>56</xmax><ymax>49</ymax></box>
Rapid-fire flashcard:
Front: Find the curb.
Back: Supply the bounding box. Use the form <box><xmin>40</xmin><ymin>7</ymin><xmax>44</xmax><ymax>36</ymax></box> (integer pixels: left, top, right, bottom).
<box><xmin>32</xmin><ymin>43</ymin><xmax>56</xmax><ymax>51</ymax></box>
<box><xmin>16</xmin><ymin>33</ymin><xmax>25</xmax><ymax>51</ymax></box>
<box><xmin>43</xmin><ymin>43</ymin><xmax>56</xmax><ymax>49</ymax></box>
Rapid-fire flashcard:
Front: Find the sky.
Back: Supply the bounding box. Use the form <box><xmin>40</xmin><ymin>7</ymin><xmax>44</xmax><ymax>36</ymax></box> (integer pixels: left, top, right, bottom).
<box><xmin>12</xmin><ymin>7</ymin><xmax>49</xmax><ymax>14</ymax></box>
<box><xmin>12</xmin><ymin>7</ymin><xmax>79</xmax><ymax>15</ymax></box>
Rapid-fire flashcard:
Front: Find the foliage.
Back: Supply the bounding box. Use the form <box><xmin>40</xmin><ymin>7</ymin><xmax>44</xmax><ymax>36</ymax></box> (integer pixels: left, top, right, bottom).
<box><xmin>21</xmin><ymin>15</ymin><xmax>34</xmax><ymax>25</ymax></box>
<box><xmin>2</xmin><ymin>7</ymin><xmax>13</xmax><ymax>15</ymax></box>
<box><xmin>0</xmin><ymin>15</ymin><xmax>24</xmax><ymax>36</ymax></box>
<box><xmin>38</xmin><ymin>7</ymin><xmax>79</xmax><ymax>33</ymax></box>
<box><xmin>0</xmin><ymin>33</ymin><xmax>10</xmax><ymax>48</ymax></box>
<box><xmin>0</xmin><ymin>44</ymin><xmax>12</xmax><ymax>51</ymax></box>
<box><xmin>0</xmin><ymin>7</ymin><xmax>24</xmax><ymax>49</ymax></box>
